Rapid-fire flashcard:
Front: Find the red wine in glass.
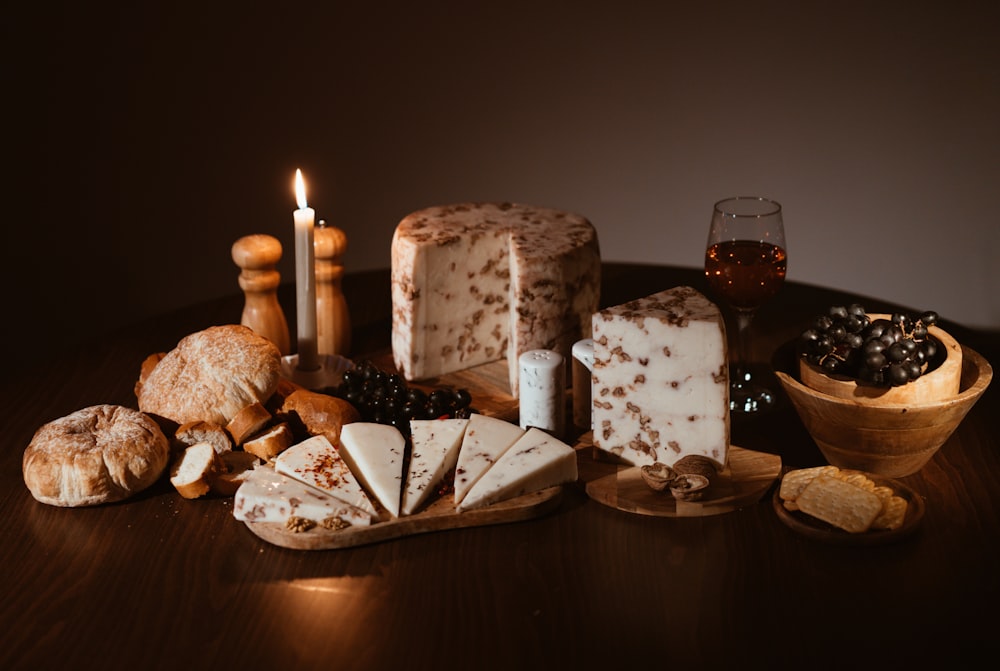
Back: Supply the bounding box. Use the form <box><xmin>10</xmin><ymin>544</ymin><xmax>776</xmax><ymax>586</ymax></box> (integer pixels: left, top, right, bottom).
<box><xmin>704</xmin><ymin>198</ymin><xmax>787</xmax><ymax>414</ymax></box>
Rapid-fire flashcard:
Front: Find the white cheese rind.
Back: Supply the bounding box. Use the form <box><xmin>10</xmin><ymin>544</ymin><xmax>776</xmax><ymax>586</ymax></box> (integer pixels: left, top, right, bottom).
<box><xmin>274</xmin><ymin>435</ymin><xmax>377</xmax><ymax>516</ymax></box>
<box><xmin>591</xmin><ymin>286</ymin><xmax>730</xmax><ymax>469</ymax></box>
<box><xmin>457</xmin><ymin>427</ymin><xmax>578</xmax><ymax>512</ymax></box>
<box><xmin>401</xmin><ymin>418</ymin><xmax>469</xmax><ymax>515</ymax></box>
<box><xmin>337</xmin><ymin>422</ymin><xmax>406</xmax><ymax>517</ymax></box>
<box><xmin>390</xmin><ymin>202</ymin><xmax>600</xmax><ymax>397</ymax></box>
<box><xmin>232</xmin><ymin>466</ymin><xmax>372</xmax><ymax>528</ymax></box>
<box><xmin>453</xmin><ymin>414</ymin><xmax>526</xmax><ymax>506</ymax></box>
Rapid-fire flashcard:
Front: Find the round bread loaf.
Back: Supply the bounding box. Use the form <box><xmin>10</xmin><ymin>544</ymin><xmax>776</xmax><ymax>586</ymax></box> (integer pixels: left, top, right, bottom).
<box><xmin>137</xmin><ymin>324</ymin><xmax>282</xmax><ymax>427</ymax></box>
<box><xmin>23</xmin><ymin>404</ymin><xmax>170</xmax><ymax>507</ymax></box>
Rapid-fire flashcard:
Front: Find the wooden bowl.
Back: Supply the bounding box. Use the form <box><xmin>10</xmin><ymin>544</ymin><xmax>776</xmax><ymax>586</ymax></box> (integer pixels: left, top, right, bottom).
<box><xmin>773</xmin><ymin>333</ymin><xmax>992</xmax><ymax>477</ymax></box>
<box><xmin>798</xmin><ymin>315</ymin><xmax>962</xmax><ymax>404</ymax></box>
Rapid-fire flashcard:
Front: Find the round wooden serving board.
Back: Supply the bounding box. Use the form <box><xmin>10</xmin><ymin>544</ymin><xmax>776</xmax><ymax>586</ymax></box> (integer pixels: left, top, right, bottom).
<box><xmin>245</xmin><ymin>486</ymin><xmax>563</xmax><ymax>550</ymax></box>
<box><xmin>577</xmin><ymin>435</ymin><xmax>783</xmax><ymax>517</ymax></box>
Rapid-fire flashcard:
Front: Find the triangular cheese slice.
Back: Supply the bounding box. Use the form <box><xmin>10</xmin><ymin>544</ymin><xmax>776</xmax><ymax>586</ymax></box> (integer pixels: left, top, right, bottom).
<box><xmin>233</xmin><ymin>465</ymin><xmax>372</xmax><ymax>527</ymax></box>
<box><xmin>274</xmin><ymin>435</ymin><xmax>377</xmax><ymax>516</ymax></box>
<box><xmin>457</xmin><ymin>427</ymin><xmax>578</xmax><ymax>512</ymax></box>
<box><xmin>338</xmin><ymin>422</ymin><xmax>406</xmax><ymax>517</ymax></box>
<box><xmin>453</xmin><ymin>414</ymin><xmax>526</xmax><ymax>506</ymax></box>
<box><xmin>401</xmin><ymin>418</ymin><xmax>469</xmax><ymax>515</ymax></box>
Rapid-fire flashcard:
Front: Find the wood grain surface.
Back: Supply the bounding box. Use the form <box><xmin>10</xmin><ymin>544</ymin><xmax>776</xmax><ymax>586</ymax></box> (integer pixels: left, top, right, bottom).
<box><xmin>2</xmin><ymin>264</ymin><xmax>998</xmax><ymax>670</ymax></box>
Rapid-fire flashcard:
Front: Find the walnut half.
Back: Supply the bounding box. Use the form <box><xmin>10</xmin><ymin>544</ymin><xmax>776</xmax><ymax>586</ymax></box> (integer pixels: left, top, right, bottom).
<box><xmin>669</xmin><ymin>474</ymin><xmax>710</xmax><ymax>501</ymax></box>
<box><xmin>286</xmin><ymin>516</ymin><xmax>317</xmax><ymax>533</ymax></box>
<box><xmin>640</xmin><ymin>462</ymin><xmax>678</xmax><ymax>491</ymax></box>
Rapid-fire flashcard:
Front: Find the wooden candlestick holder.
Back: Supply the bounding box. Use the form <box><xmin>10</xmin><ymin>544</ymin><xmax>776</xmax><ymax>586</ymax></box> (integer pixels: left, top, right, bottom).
<box><xmin>231</xmin><ymin>234</ymin><xmax>291</xmax><ymax>355</ymax></box>
<box><xmin>314</xmin><ymin>221</ymin><xmax>351</xmax><ymax>356</ymax></box>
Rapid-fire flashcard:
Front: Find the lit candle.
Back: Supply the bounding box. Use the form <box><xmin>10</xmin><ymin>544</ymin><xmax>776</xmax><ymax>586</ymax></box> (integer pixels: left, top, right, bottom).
<box><xmin>293</xmin><ymin>168</ymin><xmax>319</xmax><ymax>371</ymax></box>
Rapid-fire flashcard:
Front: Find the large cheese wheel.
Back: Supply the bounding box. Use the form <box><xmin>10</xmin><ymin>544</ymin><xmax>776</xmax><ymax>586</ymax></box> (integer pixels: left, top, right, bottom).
<box><xmin>391</xmin><ymin>202</ymin><xmax>601</xmax><ymax>396</ymax></box>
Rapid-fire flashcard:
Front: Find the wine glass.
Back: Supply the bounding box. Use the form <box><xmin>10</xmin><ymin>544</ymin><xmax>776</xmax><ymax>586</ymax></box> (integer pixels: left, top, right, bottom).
<box><xmin>704</xmin><ymin>196</ymin><xmax>787</xmax><ymax>415</ymax></box>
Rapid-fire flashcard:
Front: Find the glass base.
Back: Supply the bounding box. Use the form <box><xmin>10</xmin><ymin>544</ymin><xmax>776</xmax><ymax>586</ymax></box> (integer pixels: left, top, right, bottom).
<box><xmin>729</xmin><ymin>383</ymin><xmax>777</xmax><ymax>414</ymax></box>
<box><xmin>280</xmin><ymin>354</ymin><xmax>354</xmax><ymax>391</ymax></box>
<box><xmin>728</xmin><ymin>365</ymin><xmax>778</xmax><ymax>415</ymax></box>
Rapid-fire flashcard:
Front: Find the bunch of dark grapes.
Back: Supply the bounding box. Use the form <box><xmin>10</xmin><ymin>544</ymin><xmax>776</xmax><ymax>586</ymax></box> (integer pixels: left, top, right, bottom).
<box><xmin>329</xmin><ymin>360</ymin><xmax>475</xmax><ymax>438</ymax></box>
<box><xmin>797</xmin><ymin>304</ymin><xmax>941</xmax><ymax>387</ymax></box>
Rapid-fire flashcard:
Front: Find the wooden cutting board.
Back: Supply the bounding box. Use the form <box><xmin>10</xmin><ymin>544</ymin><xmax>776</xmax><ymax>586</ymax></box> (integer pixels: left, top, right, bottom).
<box><xmin>245</xmin><ymin>486</ymin><xmax>563</xmax><ymax>550</ymax></box>
<box><xmin>248</xmin><ymin>357</ymin><xmax>781</xmax><ymax>549</ymax></box>
<box><xmin>246</xmin><ymin>357</ymin><xmax>547</xmax><ymax>550</ymax></box>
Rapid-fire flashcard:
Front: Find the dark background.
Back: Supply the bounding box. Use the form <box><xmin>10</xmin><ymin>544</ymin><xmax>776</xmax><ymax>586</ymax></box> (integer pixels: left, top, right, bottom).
<box><xmin>8</xmin><ymin>1</ymin><xmax>1000</xmax><ymax>370</ymax></box>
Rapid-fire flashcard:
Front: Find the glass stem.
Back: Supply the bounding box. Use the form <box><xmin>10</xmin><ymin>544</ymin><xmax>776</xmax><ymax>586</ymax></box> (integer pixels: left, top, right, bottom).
<box><xmin>733</xmin><ymin>308</ymin><xmax>756</xmax><ymax>387</ymax></box>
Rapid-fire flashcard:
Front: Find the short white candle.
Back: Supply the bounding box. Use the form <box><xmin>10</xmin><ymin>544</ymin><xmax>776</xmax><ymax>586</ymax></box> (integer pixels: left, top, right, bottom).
<box><xmin>293</xmin><ymin>168</ymin><xmax>319</xmax><ymax>371</ymax></box>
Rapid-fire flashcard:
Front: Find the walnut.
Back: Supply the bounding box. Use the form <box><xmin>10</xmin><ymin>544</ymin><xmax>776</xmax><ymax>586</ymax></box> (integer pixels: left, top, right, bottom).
<box><xmin>321</xmin><ymin>516</ymin><xmax>351</xmax><ymax>531</ymax></box>
<box><xmin>640</xmin><ymin>462</ymin><xmax>678</xmax><ymax>491</ymax></box>
<box><xmin>286</xmin><ymin>516</ymin><xmax>316</xmax><ymax>533</ymax></box>
<box><xmin>673</xmin><ymin>455</ymin><xmax>718</xmax><ymax>483</ymax></box>
<box><xmin>670</xmin><ymin>473</ymin><xmax>710</xmax><ymax>501</ymax></box>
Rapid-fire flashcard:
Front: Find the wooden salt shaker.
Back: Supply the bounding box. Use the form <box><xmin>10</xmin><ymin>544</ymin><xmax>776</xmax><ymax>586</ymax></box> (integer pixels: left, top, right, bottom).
<box><xmin>314</xmin><ymin>220</ymin><xmax>351</xmax><ymax>356</ymax></box>
<box><xmin>231</xmin><ymin>234</ymin><xmax>291</xmax><ymax>355</ymax></box>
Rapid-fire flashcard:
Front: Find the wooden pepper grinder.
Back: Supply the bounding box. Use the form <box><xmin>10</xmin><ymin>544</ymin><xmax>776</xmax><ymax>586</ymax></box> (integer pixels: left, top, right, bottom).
<box><xmin>231</xmin><ymin>234</ymin><xmax>291</xmax><ymax>355</ymax></box>
<box><xmin>314</xmin><ymin>220</ymin><xmax>351</xmax><ymax>356</ymax></box>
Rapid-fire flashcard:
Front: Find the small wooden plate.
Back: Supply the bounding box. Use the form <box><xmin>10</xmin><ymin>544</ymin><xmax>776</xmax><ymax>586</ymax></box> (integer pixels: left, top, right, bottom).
<box><xmin>244</xmin><ymin>486</ymin><xmax>563</xmax><ymax>550</ymax></box>
<box><xmin>772</xmin><ymin>471</ymin><xmax>925</xmax><ymax>545</ymax></box>
<box><xmin>579</xmin><ymin>441</ymin><xmax>783</xmax><ymax>517</ymax></box>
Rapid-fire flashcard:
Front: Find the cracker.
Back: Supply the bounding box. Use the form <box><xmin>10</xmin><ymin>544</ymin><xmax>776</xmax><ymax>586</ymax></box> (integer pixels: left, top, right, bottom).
<box><xmin>872</xmin><ymin>485</ymin><xmax>895</xmax><ymax>501</ymax></box>
<box><xmin>871</xmin><ymin>495</ymin><xmax>908</xmax><ymax>531</ymax></box>
<box><xmin>795</xmin><ymin>474</ymin><xmax>884</xmax><ymax>533</ymax></box>
<box><xmin>779</xmin><ymin>465</ymin><xmax>840</xmax><ymax>503</ymax></box>
<box><xmin>841</xmin><ymin>472</ymin><xmax>876</xmax><ymax>491</ymax></box>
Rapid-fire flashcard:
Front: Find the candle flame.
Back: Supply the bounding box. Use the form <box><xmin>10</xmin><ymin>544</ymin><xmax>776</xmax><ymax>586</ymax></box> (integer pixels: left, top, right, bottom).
<box><xmin>295</xmin><ymin>169</ymin><xmax>308</xmax><ymax>209</ymax></box>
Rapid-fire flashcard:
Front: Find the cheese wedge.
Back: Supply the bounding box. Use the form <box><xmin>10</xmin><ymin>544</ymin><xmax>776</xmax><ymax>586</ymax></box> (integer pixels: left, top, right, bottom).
<box><xmin>274</xmin><ymin>435</ymin><xmax>377</xmax><ymax>517</ymax></box>
<box><xmin>592</xmin><ymin>286</ymin><xmax>730</xmax><ymax>469</ymax></box>
<box><xmin>233</xmin><ymin>465</ymin><xmax>372</xmax><ymax>528</ymax></box>
<box><xmin>338</xmin><ymin>422</ymin><xmax>407</xmax><ymax>517</ymax></box>
<box><xmin>457</xmin><ymin>427</ymin><xmax>577</xmax><ymax>512</ymax></box>
<box><xmin>401</xmin><ymin>418</ymin><xmax>470</xmax><ymax>515</ymax></box>
<box><xmin>453</xmin><ymin>414</ymin><xmax>526</xmax><ymax>506</ymax></box>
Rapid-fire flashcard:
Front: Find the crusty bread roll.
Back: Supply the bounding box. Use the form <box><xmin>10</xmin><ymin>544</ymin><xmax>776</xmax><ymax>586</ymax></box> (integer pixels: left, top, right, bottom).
<box><xmin>136</xmin><ymin>325</ymin><xmax>281</xmax><ymax>428</ymax></box>
<box><xmin>225</xmin><ymin>401</ymin><xmax>272</xmax><ymax>446</ymax></box>
<box><xmin>211</xmin><ymin>450</ymin><xmax>262</xmax><ymax>497</ymax></box>
<box><xmin>23</xmin><ymin>404</ymin><xmax>170</xmax><ymax>507</ymax></box>
<box><xmin>173</xmin><ymin>420</ymin><xmax>232</xmax><ymax>455</ymax></box>
<box><xmin>279</xmin><ymin>388</ymin><xmax>360</xmax><ymax>447</ymax></box>
<box><xmin>243</xmin><ymin>422</ymin><xmax>294</xmax><ymax>461</ymax></box>
<box><xmin>134</xmin><ymin>352</ymin><xmax>166</xmax><ymax>398</ymax></box>
<box><xmin>267</xmin><ymin>377</ymin><xmax>302</xmax><ymax>413</ymax></box>
<box><xmin>169</xmin><ymin>442</ymin><xmax>222</xmax><ymax>499</ymax></box>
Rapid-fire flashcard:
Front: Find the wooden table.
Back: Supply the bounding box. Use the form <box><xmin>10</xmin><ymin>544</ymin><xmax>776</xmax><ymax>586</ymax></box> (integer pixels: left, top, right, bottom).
<box><xmin>2</xmin><ymin>263</ymin><xmax>997</xmax><ymax>669</ymax></box>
